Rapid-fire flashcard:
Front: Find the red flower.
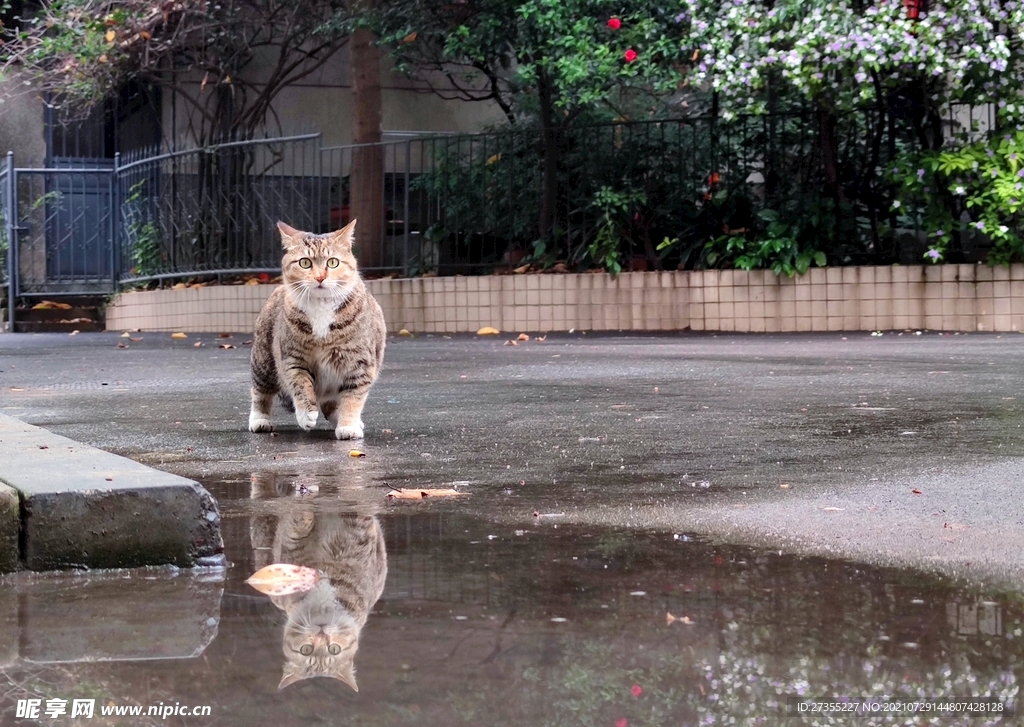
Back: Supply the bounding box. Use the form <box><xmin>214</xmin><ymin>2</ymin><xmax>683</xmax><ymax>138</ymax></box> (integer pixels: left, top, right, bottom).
<box><xmin>607</xmin><ymin>17</ymin><xmax>621</xmax><ymax>30</ymax></box>
<box><xmin>258</xmin><ymin>272</ymin><xmax>270</xmax><ymax>281</ymax></box>
<box><xmin>624</xmin><ymin>48</ymin><xmax>637</xmax><ymax>62</ymax></box>
<box><xmin>631</xmin><ymin>684</ymin><xmax>643</xmax><ymax>697</ymax></box>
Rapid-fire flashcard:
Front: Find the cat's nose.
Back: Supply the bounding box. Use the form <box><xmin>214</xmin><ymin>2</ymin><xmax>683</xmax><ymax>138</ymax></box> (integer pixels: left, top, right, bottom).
<box><xmin>314</xmin><ymin>270</ymin><xmax>327</xmax><ymax>283</ymax></box>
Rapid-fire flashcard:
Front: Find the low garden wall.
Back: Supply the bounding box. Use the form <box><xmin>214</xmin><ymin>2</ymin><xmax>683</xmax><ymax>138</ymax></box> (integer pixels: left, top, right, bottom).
<box><xmin>105</xmin><ymin>263</ymin><xmax>1024</xmax><ymax>334</ymax></box>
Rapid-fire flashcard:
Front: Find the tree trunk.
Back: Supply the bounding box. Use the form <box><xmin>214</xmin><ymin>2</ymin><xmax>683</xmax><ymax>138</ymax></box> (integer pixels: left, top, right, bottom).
<box><xmin>537</xmin><ymin>71</ymin><xmax>558</xmax><ymax>245</ymax></box>
<box><xmin>350</xmin><ymin>18</ymin><xmax>384</xmax><ymax>270</ymax></box>
<box><xmin>817</xmin><ymin>106</ymin><xmax>844</xmax><ymax>203</ymax></box>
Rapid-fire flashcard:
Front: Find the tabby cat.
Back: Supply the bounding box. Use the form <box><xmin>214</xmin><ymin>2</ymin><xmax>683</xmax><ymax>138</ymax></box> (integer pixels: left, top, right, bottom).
<box><xmin>249</xmin><ymin>219</ymin><xmax>386</xmax><ymax>439</ymax></box>
<box><xmin>253</xmin><ymin>506</ymin><xmax>388</xmax><ymax>691</ymax></box>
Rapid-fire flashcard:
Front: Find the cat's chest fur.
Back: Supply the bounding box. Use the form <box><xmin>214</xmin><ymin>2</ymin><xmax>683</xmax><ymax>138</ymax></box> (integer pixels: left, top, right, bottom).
<box><xmin>298</xmin><ymin>296</ymin><xmax>342</xmax><ymax>339</ymax></box>
<box><xmin>285</xmin><ymin>297</ymin><xmax>365</xmax><ymax>391</ymax></box>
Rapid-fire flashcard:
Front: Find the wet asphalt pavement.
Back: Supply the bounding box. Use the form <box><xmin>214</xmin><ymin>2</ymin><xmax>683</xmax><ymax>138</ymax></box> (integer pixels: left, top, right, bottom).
<box><xmin>2</xmin><ymin>330</ymin><xmax>1024</xmax><ymax>726</ymax></box>
<box><xmin>2</xmin><ymin>330</ymin><xmax>1024</xmax><ymax>585</ymax></box>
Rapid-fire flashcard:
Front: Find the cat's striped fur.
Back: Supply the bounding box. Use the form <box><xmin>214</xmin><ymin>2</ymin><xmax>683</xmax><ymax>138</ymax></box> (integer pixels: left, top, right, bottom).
<box><xmin>249</xmin><ymin>219</ymin><xmax>386</xmax><ymax>439</ymax></box>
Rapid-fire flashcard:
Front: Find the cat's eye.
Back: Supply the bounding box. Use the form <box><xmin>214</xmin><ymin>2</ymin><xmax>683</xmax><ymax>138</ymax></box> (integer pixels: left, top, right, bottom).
<box><xmin>328</xmin><ymin>644</ymin><xmax>341</xmax><ymax>655</ymax></box>
<box><xmin>326</xmin><ymin>258</ymin><xmax>340</xmax><ymax>269</ymax></box>
<box><xmin>299</xmin><ymin>644</ymin><xmax>314</xmax><ymax>656</ymax></box>
<box><xmin>298</xmin><ymin>258</ymin><xmax>313</xmax><ymax>269</ymax></box>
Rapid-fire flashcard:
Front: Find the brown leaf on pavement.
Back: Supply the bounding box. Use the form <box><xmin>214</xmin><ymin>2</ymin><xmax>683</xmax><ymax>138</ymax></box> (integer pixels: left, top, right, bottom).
<box><xmin>246</xmin><ymin>563</ymin><xmax>320</xmax><ymax>596</ymax></box>
<box><xmin>386</xmin><ymin>487</ymin><xmax>465</xmax><ymax>500</ymax></box>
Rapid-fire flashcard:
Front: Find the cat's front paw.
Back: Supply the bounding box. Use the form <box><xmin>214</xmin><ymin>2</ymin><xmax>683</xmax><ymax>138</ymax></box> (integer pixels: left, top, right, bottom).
<box><xmin>295</xmin><ymin>408</ymin><xmax>319</xmax><ymax>431</ymax></box>
<box><xmin>249</xmin><ymin>412</ymin><xmax>273</xmax><ymax>433</ymax></box>
<box><xmin>334</xmin><ymin>423</ymin><xmax>364</xmax><ymax>440</ymax></box>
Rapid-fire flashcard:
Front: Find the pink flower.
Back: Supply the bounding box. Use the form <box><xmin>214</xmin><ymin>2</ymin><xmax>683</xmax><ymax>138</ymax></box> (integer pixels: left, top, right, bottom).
<box><xmin>615</xmin><ymin>720</ymin><xmax>628</xmax><ymax>727</ymax></box>
<box><xmin>631</xmin><ymin>684</ymin><xmax>643</xmax><ymax>697</ymax></box>
<box><xmin>624</xmin><ymin>49</ymin><xmax>637</xmax><ymax>62</ymax></box>
<box><xmin>607</xmin><ymin>17</ymin><xmax>621</xmax><ymax>30</ymax></box>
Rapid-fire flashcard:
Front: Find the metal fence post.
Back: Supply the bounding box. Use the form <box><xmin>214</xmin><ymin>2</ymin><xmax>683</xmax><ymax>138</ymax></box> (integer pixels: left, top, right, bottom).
<box><xmin>110</xmin><ymin>152</ymin><xmax>120</xmax><ymax>292</ymax></box>
<box><xmin>403</xmin><ymin>139</ymin><xmax>411</xmax><ymax>277</ymax></box>
<box><xmin>5</xmin><ymin>152</ymin><xmax>16</xmax><ymax>332</ymax></box>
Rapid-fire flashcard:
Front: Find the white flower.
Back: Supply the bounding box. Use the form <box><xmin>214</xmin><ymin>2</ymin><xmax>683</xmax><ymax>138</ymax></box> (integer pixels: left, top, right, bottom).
<box><xmin>892</xmin><ymin>200</ymin><xmax>902</xmax><ymax>209</ymax></box>
<box><xmin>955</xmin><ymin>185</ymin><xmax>966</xmax><ymax>195</ymax></box>
<box><xmin>1000</xmin><ymin>225</ymin><xmax>1009</xmax><ymax>234</ymax></box>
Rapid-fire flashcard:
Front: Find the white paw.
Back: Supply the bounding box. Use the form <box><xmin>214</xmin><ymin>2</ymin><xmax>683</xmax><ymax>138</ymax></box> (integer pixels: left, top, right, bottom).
<box><xmin>249</xmin><ymin>413</ymin><xmax>273</xmax><ymax>433</ymax></box>
<box><xmin>335</xmin><ymin>423</ymin><xmax>364</xmax><ymax>440</ymax></box>
<box><xmin>296</xmin><ymin>408</ymin><xmax>319</xmax><ymax>431</ymax></box>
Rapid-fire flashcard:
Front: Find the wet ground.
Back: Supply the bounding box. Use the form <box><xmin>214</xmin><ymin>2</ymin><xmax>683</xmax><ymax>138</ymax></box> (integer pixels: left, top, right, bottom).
<box><xmin>3</xmin><ymin>331</ymin><xmax>1024</xmax><ymax>724</ymax></box>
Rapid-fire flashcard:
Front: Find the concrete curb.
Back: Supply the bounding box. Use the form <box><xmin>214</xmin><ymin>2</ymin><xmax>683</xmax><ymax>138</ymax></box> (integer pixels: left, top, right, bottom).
<box><xmin>0</xmin><ymin>414</ymin><xmax>223</xmax><ymax>572</ymax></box>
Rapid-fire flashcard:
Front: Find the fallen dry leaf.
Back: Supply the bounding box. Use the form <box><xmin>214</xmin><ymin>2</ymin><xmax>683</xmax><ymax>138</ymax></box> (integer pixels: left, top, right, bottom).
<box><xmin>242</xmin><ymin>340</ymin><xmax>253</xmax><ymax>346</ymax></box>
<box><xmin>32</xmin><ymin>302</ymin><xmax>53</xmax><ymax>310</ymax></box>
<box><xmin>944</xmin><ymin>522</ymin><xmax>968</xmax><ymax>531</ymax></box>
<box><xmin>517</xmin><ymin>333</ymin><xmax>530</xmax><ymax>341</ymax></box>
<box><xmin>349</xmin><ymin>450</ymin><xmax>366</xmax><ymax>458</ymax></box>
<box><xmin>823</xmin><ymin>507</ymin><xmax>845</xmax><ymax>512</ymax></box>
<box><xmin>513</xmin><ymin>264</ymin><xmax>530</xmax><ymax>274</ymax></box>
<box><xmin>116</xmin><ymin>341</ymin><xmax>127</xmax><ymax>349</ymax></box>
<box><xmin>387</xmin><ymin>487</ymin><xmax>465</xmax><ymax>500</ymax></box>
<box><xmin>398</xmin><ymin>328</ymin><xmax>412</xmax><ymax>336</ymax></box>
<box><xmin>504</xmin><ymin>340</ymin><xmax>518</xmax><ymax>346</ymax></box>
<box><xmin>245</xmin><ymin>278</ymin><xmax>260</xmax><ymax>286</ymax></box>
<box><xmin>536</xmin><ymin>335</ymin><xmax>547</xmax><ymax>342</ymax></box>
<box><xmin>68</xmin><ymin>330</ymin><xmax>79</xmax><ymax>336</ymax></box>
<box><xmin>120</xmin><ymin>331</ymin><xmax>131</xmax><ymax>338</ymax></box>
<box><xmin>911</xmin><ymin>489</ymin><xmax>923</xmax><ymax>495</ymax></box>
<box><xmin>171</xmin><ymin>332</ymin><xmax>188</xmax><ymax>339</ymax></box>
<box><xmin>779</xmin><ymin>484</ymin><xmax>791</xmax><ymax>490</ymax></box>
<box><xmin>217</xmin><ymin>332</ymin><xmax>232</xmax><ymax>338</ymax></box>
<box><xmin>129</xmin><ymin>337</ymin><xmax>143</xmax><ymax>342</ymax></box>
<box><xmin>246</xmin><ymin>563</ymin><xmax>320</xmax><ymax>596</ymax></box>
<box><xmin>171</xmin><ymin>282</ymin><xmax>187</xmax><ymax>290</ymax></box>
<box><xmin>219</xmin><ymin>343</ymin><xmax>235</xmax><ymax>349</ymax></box>
<box><xmin>193</xmin><ymin>341</ymin><xmax>203</xmax><ymax>348</ymax></box>
<box><xmin>477</xmin><ymin>326</ymin><xmax>500</xmax><ymax>335</ymax></box>
<box><xmin>400</xmin><ymin>30</ymin><xmax>417</xmax><ymax>44</ymax></box>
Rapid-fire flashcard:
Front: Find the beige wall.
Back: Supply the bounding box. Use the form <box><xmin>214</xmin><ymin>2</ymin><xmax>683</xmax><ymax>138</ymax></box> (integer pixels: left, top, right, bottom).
<box><xmin>106</xmin><ymin>264</ymin><xmax>1024</xmax><ymax>335</ymax></box>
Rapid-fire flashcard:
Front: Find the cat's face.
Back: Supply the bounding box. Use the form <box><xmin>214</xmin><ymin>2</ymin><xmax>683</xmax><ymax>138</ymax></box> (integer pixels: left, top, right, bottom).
<box><xmin>278</xmin><ymin>220</ymin><xmax>359</xmax><ymax>302</ymax></box>
<box><xmin>278</xmin><ymin>581</ymin><xmax>361</xmax><ymax>691</ymax></box>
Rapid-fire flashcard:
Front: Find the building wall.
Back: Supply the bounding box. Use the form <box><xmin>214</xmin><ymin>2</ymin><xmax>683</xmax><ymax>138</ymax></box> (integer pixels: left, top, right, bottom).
<box><xmin>161</xmin><ymin>44</ymin><xmax>506</xmax><ymax>146</ymax></box>
<box><xmin>0</xmin><ymin>74</ymin><xmax>47</xmax><ymax>164</ymax></box>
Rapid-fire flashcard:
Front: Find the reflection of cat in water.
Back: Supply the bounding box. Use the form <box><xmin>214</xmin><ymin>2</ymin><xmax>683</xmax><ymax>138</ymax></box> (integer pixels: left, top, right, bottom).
<box><xmin>250</xmin><ymin>478</ymin><xmax>387</xmax><ymax>691</ymax></box>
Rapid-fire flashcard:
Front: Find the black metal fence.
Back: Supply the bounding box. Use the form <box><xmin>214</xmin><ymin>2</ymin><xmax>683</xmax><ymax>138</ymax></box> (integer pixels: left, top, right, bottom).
<box><xmin>0</xmin><ymin>106</ymin><xmax>1001</xmax><ymax>329</ymax></box>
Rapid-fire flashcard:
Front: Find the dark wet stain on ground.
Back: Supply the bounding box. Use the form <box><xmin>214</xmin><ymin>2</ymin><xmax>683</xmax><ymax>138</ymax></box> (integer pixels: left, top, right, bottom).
<box><xmin>3</xmin><ymin>474</ymin><xmax>1020</xmax><ymax>727</ymax></box>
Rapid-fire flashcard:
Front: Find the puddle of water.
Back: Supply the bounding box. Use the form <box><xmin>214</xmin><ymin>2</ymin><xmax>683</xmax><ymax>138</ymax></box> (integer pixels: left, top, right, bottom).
<box><xmin>1</xmin><ymin>475</ymin><xmax>1020</xmax><ymax>726</ymax></box>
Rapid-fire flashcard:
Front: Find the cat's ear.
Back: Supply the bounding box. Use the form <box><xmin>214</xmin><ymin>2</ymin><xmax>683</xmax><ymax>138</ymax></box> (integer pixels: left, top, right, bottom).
<box><xmin>278</xmin><ymin>667</ymin><xmax>304</xmax><ymax>690</ymax></box>
<box><xmin>277</xmin><ymin>221</ymin><xmax>302</xmax><ymax>249</ymax></box>
<box><xmin>330</xmin><ymin>219</ymin><xmax>357</xmax><ymax>250</ymax></box>
<box><xmin>333</xmin><ymin>661</ymin><xmax>358</xmax><ymax>692</ymax></box>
